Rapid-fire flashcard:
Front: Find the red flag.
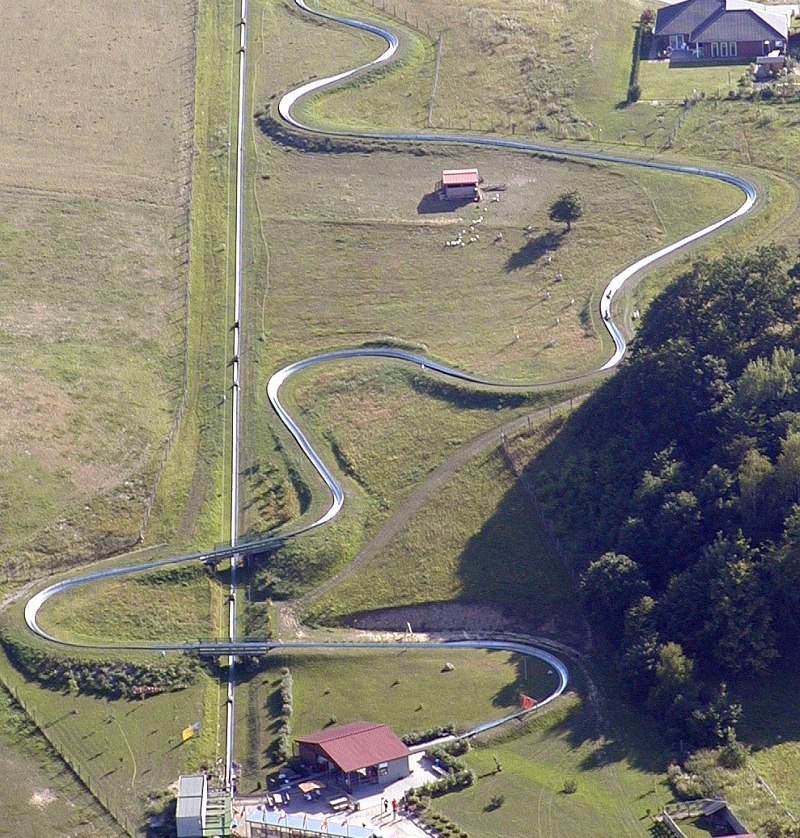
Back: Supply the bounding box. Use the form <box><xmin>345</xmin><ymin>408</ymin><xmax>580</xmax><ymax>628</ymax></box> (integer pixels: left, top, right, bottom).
<box><xmin>521</xmin><ymin>694</ymin><xmax>537</xmax><ymax>710</ymax></box>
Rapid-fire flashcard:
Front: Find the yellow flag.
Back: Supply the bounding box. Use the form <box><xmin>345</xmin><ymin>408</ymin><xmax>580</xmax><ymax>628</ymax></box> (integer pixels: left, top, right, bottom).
<box><xmin>182</xmin><ymin>726</ymin><xmax>195</xmax><ymax>742</ymax></box>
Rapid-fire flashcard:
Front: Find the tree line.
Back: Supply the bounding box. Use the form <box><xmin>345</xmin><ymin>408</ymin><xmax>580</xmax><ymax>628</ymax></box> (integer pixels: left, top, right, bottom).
<box><xmin>529</xmin><ymin>244</ymin><xmax>800</xmax><ymax>746</ymax></box>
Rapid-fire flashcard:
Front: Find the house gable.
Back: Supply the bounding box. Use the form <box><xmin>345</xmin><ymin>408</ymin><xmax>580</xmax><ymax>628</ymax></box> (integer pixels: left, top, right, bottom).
<box><xmin>655</xmin><ymin>0</ymin><xmax>724</xmax><ymax>37</ymax></box>
<box><xmin>694</xmin><ymin>8</ymin><xmax>786</xmax><ymax>40</ymax></box>
<box><xmin>655</xmin><ymin>0</ymin><xmax>791</xmax><ymax>41</ymax></box>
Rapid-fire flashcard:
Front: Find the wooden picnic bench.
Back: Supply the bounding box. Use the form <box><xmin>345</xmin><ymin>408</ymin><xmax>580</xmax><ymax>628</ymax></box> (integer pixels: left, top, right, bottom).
<box><xmin>329</xmin><ymin>796</ymin><xmax>350</xmax><ymax>812</ymax></box>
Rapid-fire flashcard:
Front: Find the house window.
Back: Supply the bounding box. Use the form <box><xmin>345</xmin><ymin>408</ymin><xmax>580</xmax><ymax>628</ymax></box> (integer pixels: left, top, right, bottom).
<box><xmin>730</xmin><ymin>42</ymin><xmax>737</xmax><ymax>57</ymax></box>
<box><xmin>720</xmin><ymin>41</ymin><xmax>728</xmax><ymax>57</ymax></box>
<box><xmin>711</xmin><ymin>42</ymin><xmax>719</xmax><ymax>57</ymax></box>
<box><xmin>670</xmin><ymin>34</ymin><xmax>686</xmax><ymax>50</ymax></box>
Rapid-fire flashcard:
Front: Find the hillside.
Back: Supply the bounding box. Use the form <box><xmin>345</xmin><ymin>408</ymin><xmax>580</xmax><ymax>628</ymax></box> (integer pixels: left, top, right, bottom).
<box><xmin>530</xmin><ymin>244</ymin><xmax>800</xmax><ymax>743</ymax></box>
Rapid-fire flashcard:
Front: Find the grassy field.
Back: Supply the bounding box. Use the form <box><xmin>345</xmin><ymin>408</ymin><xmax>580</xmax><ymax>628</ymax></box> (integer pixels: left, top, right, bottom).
<box><xmin>240</xmin><ymin>0</ymin><xmax>746</xmax><ymax>558</ymax></box>
<box><xmin>303</xmin><ymin>416</ymin><xmax>584</xmax><ymax>636</ymax></box>
<box><xmin>0</xmin><ymin>0</ymin><xmax>198</xmax><ymax>588</ymax></box>
<box><xmin>0</xmin><ymin>650</ymin><xmax>222</xmax><ymax>834</ymax></box>
<box><xmin>0</xmin><ymin>0</ymin><xmax>240</xmax><ymax>831</ymax></box>
<box><xmin>435</xmin><ymin>692</ymin><xmax>668</xmax><ymax>838</ymax></box>
<box><xmin>234</xmin><ymin>647</ymin><xmax>560</xmax><ymax>791</ymax></box>
<box><xmin>35</xmin><ymin>563</ymin><xmax>228</xmax><ymax>646</ymax></box>
<box><xmin>0</xmin><ymin>0</ymin><xmax>193</xmax><ymax>202</ymax></box>
<box><xmin>0</xmin><ymin>194</ymin><xmax>182</xmax><ymax>576</ymax></box>
<box><xmin>0</xmin><ymin>685</ymin><xmax>124</xmax><ymax>837</ymax></box>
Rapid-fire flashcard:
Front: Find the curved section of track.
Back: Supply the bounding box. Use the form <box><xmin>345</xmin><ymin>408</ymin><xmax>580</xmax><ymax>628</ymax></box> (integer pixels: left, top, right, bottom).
<box><xmin>21</xmin><ymin>0</ymin><xmax>763</xmax><ymax>740</ymax></box>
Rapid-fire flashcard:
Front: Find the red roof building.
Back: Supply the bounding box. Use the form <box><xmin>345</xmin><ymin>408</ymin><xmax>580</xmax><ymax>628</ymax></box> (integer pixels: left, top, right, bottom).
<box><xmin>295</xmin><ymin>722</ymin><xmax>411</xmax><ymax>789</ymax></box>
<box><xmin>440</xmin><ymin>168</ymin><xmax>481</xmax><ymax>200</ymax></box>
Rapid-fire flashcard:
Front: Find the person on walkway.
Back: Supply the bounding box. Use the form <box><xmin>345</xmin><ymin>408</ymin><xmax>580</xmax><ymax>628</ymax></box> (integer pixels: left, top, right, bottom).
<box><xmin>383</xmin><ymin>799</ymin><xmax>389</xmax><ymax>815</ymax></box>
<box><xmin>392</xmin><ymin>799</ymin><xmax>398</xmax><ymax>818</ymax></box>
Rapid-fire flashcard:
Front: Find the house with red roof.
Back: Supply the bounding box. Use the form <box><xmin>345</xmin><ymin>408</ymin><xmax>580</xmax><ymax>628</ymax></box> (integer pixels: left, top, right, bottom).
<box><xmin>295</xmin><ymin>722</ymin><xmax>411</xmax><ymax>789</ymax></box>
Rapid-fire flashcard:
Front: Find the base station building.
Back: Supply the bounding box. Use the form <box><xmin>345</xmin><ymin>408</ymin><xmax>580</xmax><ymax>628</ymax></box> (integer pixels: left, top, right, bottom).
<box><xmin>295</xmin><ymin>722</ymin><xmax>411</xmax><ymax>789</ymax></box>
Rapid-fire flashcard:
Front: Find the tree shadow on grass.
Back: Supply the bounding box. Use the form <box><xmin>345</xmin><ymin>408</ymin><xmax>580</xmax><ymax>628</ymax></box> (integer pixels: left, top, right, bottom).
<box><xmin>504</xmin><ymin>230</ymin><xmax>564</xmax><ymax>272</ymax></box>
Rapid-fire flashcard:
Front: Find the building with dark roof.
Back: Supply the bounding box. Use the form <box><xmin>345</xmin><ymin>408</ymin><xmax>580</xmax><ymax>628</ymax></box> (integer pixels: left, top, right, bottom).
<box><xmin>654</xmin><ymin>0</ymin><xmax>795</xmax><ymax>60</ymax></box>
<box><xmin>295</xmin><ymin>722</ymin><xmax>411</xmax><ymax>789</ymax></box>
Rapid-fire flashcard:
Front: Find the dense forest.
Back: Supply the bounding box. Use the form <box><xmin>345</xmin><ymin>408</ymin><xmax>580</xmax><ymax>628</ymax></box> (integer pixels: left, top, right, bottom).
<box><xmin>531</xmin><ymin>244</ymin><xmax>800</xmax><ymax>746</ymax></box>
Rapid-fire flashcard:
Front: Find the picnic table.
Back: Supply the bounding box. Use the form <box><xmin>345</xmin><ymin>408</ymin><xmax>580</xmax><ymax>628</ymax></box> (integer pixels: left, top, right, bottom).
<box><xmin>329</xmin><ymin>796</ymin><xmax>350</xmax><ymax>812</ymax></box>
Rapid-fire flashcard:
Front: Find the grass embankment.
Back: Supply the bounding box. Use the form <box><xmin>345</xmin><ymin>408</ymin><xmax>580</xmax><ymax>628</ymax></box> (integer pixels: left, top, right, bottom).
<box><xmin>234</xmin><ymin>647</ymin><xmax>558</xmax><ymax>790</ymax></box>
<box><xmin>296</xmin><ymin>0</ymin><xmax>642</xmax><ymax>140</ymax></box>
<box><xmin>303</xmin><ymin>416</ymin><xmax>582</xmax><ymax>631</ymax></box>
<box><xmin>146</xmin><ymin>0</ymin><xmax>240</xmax><ymax>549</ymax></box>
<box><xmin>35</xmin><ymin>563</ymin><xmax>228</xmax><ymax>646</ymax></box>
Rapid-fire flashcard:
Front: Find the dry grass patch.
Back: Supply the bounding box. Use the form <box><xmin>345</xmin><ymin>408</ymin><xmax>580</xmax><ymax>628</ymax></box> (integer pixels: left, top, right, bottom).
<box><xmin>247</xmin><ymin>142</ymin><xmax>741</xmax><ymax>381</ymax></box>
<box><xmin>0</xmin><ymin>192</ymin><xmax>182</xmax><ymax>561</ymax></box>
<box><xmin>0</xmin><ymin>0</ymin><xmax>195</xmax><ymax>201</ymax></box>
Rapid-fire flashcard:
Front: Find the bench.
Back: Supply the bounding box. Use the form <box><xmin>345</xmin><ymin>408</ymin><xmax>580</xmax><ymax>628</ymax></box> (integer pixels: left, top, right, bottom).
<box><xmin>430</xmin><ymin>764</ymin><xmax>450</xmax><ymax>779</ymax></box>
<box><xmin>329</xmin><ymin>796</ymin><xmax>350</xmax><ymax>812</ymax></box>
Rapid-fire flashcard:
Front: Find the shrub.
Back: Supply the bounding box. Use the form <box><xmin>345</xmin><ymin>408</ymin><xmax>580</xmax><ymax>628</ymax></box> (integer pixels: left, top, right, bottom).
<box><xmin>0</xmin><ymin>633</ymin><xmax>200</xmax><ymax>700</ymax></box>
<box><xmin>270</xmin><ymin>668</ymin><xmax>294</xmax><ymax>764</ymax></box>
<box><xmin>402</xmin><ymin>724</ymin><xmax>455</xmax><ymax>746</ymax></box>
<box><xmin>485</xmin><ymin>794</ymin><xmax>505</xmax><ymax>811</ymax></box>
<box><xmin>563</xmin><ymin>778</ymin><xmax>578</xmax><ymax>794</ymax></box>
<box><xmin>717</xmin><ymin>733</ymin><xmax>748</xmax><ymax>770</ymax></box>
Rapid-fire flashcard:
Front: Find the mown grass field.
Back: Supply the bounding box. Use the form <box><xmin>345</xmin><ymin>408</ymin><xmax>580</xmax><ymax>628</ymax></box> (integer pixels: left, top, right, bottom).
<box><xmin>0</xmin><ymin>685</ymin><xmax>124</xmax><ymax>837</ymax></box>
<box><xmin>0</xmin><ymin>651</ymin><xmax>222</xmax><ymax>834</ymax></box>
<box><xmin>639</xmin><ymin>61</ymin><xmax>748</xmax><ymax>102</ymax></box>
<box><xmin>234</xmin><ymin>647</ymin><xmax>559</xmax><ymax>791</ymax></box>
<box><xmin>436</xmin><ymin>693</ymin><xmax>668</xmax><ymax>838</ymax></box>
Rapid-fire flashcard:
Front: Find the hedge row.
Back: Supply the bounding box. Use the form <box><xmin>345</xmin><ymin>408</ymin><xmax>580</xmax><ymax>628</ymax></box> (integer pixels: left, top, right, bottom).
<box><xmin>402</xmin><ymin>723</ymin><xmax>455</xmax><ymax>747</ymax></box>
<box><xmin>405</xmin><ymin>741</ymin><xmax>475</xmax><ymax>802</ymax></box>
<box><xmin>271</xmin><ymin>667</ymin><xmax>293</xmax><ymax>764</ymax></box>
<box><xmin>1</xmin><ymin>634</ymin><xmax>200</xmax><ymax>700</ymax></box>
<box><xmin>628</xmin><ymin>20</ymin><xmax>644</xmax><ymax>103</ymax></box>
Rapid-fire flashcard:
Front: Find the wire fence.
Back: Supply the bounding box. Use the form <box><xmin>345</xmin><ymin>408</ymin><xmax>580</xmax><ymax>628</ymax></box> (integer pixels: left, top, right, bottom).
<box><xmin>3</xmin><ymin>679</ymin><xmax>133</xmax><ymax>836</ymax></box>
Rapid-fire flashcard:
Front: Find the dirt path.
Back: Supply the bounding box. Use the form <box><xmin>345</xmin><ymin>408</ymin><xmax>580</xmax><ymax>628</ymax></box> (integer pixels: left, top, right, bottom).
<box><xmin>277</xmin><ymin>395</ymin><xmax>586</xmax><ymax>634</ymax></box>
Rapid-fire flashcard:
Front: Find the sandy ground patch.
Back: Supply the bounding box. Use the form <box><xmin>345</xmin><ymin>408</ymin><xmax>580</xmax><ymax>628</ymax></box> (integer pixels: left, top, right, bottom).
<box><xmin>29</xmin><ymin>788</ymin><xmax>56</xmax><ymax>807</ymax></box>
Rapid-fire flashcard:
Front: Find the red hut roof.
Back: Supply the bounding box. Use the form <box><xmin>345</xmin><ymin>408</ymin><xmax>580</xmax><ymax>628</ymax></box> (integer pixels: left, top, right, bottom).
<box><xmin>441</xmin><ymin>168</ymin><xmax>480</xmax><ymax>186</ymax></box>
<box><xmin>296</xmin><ymin>722</ymin><xmax>410</xmax><ymax>773</ymax></box>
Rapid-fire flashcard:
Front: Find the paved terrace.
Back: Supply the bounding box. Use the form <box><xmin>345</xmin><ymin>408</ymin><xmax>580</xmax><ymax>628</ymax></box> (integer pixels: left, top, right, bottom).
<box><xmin>233</xmin><ymin>753</ymin><xmax>443</xmax><ymax>837</ymax></box>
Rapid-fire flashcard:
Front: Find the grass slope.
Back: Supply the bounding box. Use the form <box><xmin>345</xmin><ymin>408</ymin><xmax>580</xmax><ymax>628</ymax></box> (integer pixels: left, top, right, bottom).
<box><xmin>0</xmin><ymin>195</ymin><xmax>181</xmax><ymax>571</ymax></box>
<box><xmin>0</xmin><ymin>685</ymin><xmax>123</xmax><ymax>837</ymax></box>
<box><xmin>235</xmin><ymin>647</ymin><xmax>558</xmax><ymax>791</ymax></box>
<box><xmin>0</xmin><ymin>652</ymin><xmax>221</xmax><ymax>834</ymax></box>
<box><xmin>437</xmin><ymin>693</ymin><xmax>666</xmax><ymax>838</ymax></box>
<box><xmin>304</xmin><ymin>417</ymin><xmax>580</xmax><ymax>632</ymax></box>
